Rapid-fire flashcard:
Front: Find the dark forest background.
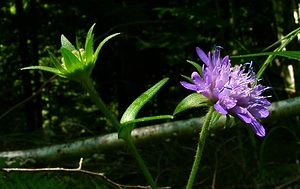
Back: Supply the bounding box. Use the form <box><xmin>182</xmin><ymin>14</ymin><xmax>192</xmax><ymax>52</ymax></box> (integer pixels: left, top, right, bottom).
<box><xmin>1</xmin><ymin>0</ymin><xmax>300</xmax><ymax>188</ymax></box>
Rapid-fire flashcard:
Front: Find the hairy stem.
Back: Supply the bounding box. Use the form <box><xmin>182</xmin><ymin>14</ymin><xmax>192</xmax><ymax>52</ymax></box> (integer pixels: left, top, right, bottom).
<box><xmin>186</xmin><ymin>106</ymin><xmax>214</xmax><ymax>189</ymax></box>
<box><xmin>81</xmin><ymin>78</ymin><xmax>157</xmax><ymax>188</ymax></box>
<box><xmin>125</xmin><ymin>137</ymin><xmax>157</xmax><ymax>189</ymax></box>
<box><xmin>81</xmin><ymin>78</ymin><xmax>121</xmax><ymax>130</ymax></box>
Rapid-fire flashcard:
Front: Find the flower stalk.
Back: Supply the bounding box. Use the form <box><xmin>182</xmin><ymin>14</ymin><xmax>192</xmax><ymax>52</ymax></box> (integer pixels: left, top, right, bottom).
<box><xmin>80</xmin><ymin>78</ymin><xmax>121</xmax><ymax>131</ymax></box>
<box><xmin>80</xmin><ymin>78</ymin><xmax>157</xmax><ymax>189</ymax></box>
<box><xmin>186</xmin><ymin>106</ymin><xmax>214</xmax><ymax>189</ymax></box>
<box><xmin>124</xmin><ymin>137</ymin><xmax>157</xmax><ymax>189</ymax></box>
<box><xmin>21</xmin><ymin>24</ymin><xmax>158</xmax><ymax>189</ymax></box>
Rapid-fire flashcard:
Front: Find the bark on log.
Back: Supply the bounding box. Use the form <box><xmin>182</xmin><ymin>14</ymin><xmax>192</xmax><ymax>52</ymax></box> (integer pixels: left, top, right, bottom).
<box><xmin>1</xmin><ymin>97</ymin><xmax>300</xmax><ymax>163</ymax></box>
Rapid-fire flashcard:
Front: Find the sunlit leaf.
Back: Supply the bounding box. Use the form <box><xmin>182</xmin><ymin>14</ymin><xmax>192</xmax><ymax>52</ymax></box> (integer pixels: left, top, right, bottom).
<box><xmin>85</xmin><ymin>24</ymin><xmax>95</xmax><ymax>64</ymax></box>
<box><xmin>121</xmin><ymin>115</ymin><xmax>174</xmax><ymax>126</ymax></box>
<box><xmin>48</xmin><ymin>51</ymin><xmax>66</xmax><ymax>73</ymax></box>
<box><xmin>61</xmin><ymin>34</ymin><xmax>76</xmax><ymax>51</ymax></box>
<box><xmin>120</xmin><ymin>78</ymin><xmax>169</xmax><ymax>124</ymax></box>
<box><xmin>187</xmin><ymin>60</ymin><xmax>202</xmax><ymax>76</ymax></box>
<box><xmin>173</xmin><ymin>93</ymin><xmax>210</xmax><ymax>115</ymax></box>
<box><xmin>61</xmin><ymin>48</ymin><xmax>82</xmax><ymax>71</ymax></box>
<box><xmin>119</xmin><ymin>78</ymin><xmax>169</xmax><ymax>139</ymax></box>
<box><xmin>93</xmin><ymin>33</ymin><xmax>121</xmax><ymax>63</ymax></box>
<box><xmin>21</xmin><ymin>66</ymin><xmax>61</xmax><ymax>75</ymax></box>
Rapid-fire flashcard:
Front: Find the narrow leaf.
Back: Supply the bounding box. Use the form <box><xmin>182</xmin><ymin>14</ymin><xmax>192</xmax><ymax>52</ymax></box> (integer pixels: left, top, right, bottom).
<box><xmin>209</xmin><ymin>110</ymin><xmax>222</xmax><ymax>128</ymax></box>
<box><xmin>119</xmin><ymin>114</ymin><xmax>173</xmax><ymax>140</ymax></box>
<box><xmin>180</xmin><ymin>74</ymin><xmax>193</xmax><ymax>83</ymax></box>
<box><xmin>61</xmin><ymin>34</ymin><xmax>76</xmax><ymax>51</ymax></box>
<box><xmin>61</xmin><ymin>48</ymin><xmax>82</xmax><ymax>71</ymax></box>
<box><xmin>231</xmin><ymin>51</ymin><xmax>300</xmax><ymax>60</ymax></box>
<box><xmin>48</xmin><ymin>51</ymin><xmax>66</xmax><ymax>73</ymax></box>
<box><xmin>120</xmin><ymin>78</ymin><xmax>169</xmax><ymax>124</ymax></box>
<box><xmin>187</xmin><ymin>60</ymin><xmax>202</xmax><ymax>76</ymax></box>
<box><xmin>93</xmin><ymin>33</ymin><xmax>121</xmax><ymax>63</ymax></box>
<box><xmin>21</xmin><ymin>66</ymin><xmax>61</xmax><ymax>75</ymax></box>
<box><xmin>121</xmin><ymin>115</ymin><xmax>174</xmax><ymax>126</ymax></box>
<box><xmin>173</xmin><ymin>93</ymin><xmax>210</xmax><ymax>115</ymax></box>
<box><xmin>85</xmin><ymin>24</ymin><xmax>95</xmax><ymax>64</ymax></box>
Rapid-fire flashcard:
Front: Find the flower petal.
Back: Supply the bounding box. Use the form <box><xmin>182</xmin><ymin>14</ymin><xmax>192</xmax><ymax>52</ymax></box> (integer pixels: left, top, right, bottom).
<box><xmin>180</xmin><ymin>81</ymin><xmax>198</xmax><ymax>91</ymax></box>
<box><xmin>196</xmin><ymin>47</ymin><xmax>208</xmax><ymax>64</ymax></box>
<box><xmin>232</xmin><ymin>106</ymin><xmax>252</xmax><ymax>123</ymax></box>
<box><xmin>249</xmin><ymin>106</ymin><xmax>269</xmax><ymax>118</ymax></box>
<box><xmin>250</xmin><ymin>120</ymin><xmax>266</xmax><ymax>137</ymax></box>
<box><xmin>214</xmin><ymin>101</ymin><xmax>228</xmax><ymax>114</ymax></box>
<box><xmin>221</xmin><ymin>55</ymin><xmax>230</xmax><ymax>66</ymax></box>
<box><xmin>191</xmin><ymin>72</ymin><xmax>203</xmax><ymax>85</ymax></box>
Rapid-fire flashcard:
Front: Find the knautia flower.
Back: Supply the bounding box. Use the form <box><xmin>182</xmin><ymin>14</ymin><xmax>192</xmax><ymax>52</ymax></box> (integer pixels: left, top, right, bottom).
<box><xmin>180</xmin><ymin>47</ymin><xmax>270</xmax><ymax>137</ymax></box>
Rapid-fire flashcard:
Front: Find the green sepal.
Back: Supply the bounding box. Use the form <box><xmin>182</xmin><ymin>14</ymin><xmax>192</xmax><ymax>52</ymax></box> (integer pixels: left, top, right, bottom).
<box><xmin>208</xmin><ymin>110</ymin><xmax>222</xmax><ymax>128</ymax></box>
<box><xmin>180</xmin><ymin>74</ymin><xmax>193</xmax><ymax>83</ymax></box>
<box><xmin>85</xmin><ymin>24</ymin><xmax>95</xmax><ymax>65</ymax></box>
<box><xmin>21</xmin><ymin>66</ymin><xmax>61</xmax><ymax>75</ymax></box>
<box><xmin>61</xmin><ymin>47</ymin><xmax>82</xmax><ymax>72</ymax></box>
<box><xmin>61</xmin><ymin>34</ymin><xmax>76</xmax><ymax>51</ymax></box>
<box><xmin>187</xmin><ymin>60</ymin><xmax>202</xmax><ymax>76</ymax></box>
<box><xmin>225</xmin><ymin>114</ymin><xmax>236</xmax><ymax>128</ymax></box>
<box><xmin>93</xmin><ymin>33</ymin><xmax>121</xmax><ymax>63</ymax></box>
<box><xmin>48</xmin><ymin>51</ymin><xmax>66</xmax><ymax>73</ymax></box>
<box><xmin>118</xmin><ymin>78</ymin><xmax>169</xmax><ymax>139</ymax></box>
<box><xmin>173</xmin><ymin>93</ymin><xmax>210</xmax><ymax>115</ymax></box>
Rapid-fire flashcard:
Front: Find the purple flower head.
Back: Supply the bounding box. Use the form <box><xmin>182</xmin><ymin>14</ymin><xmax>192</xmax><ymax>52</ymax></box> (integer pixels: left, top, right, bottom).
<box><xmin>180</xmin><ymin>47</ymin><xmax>270</xmax><ymax>137</ymax></box>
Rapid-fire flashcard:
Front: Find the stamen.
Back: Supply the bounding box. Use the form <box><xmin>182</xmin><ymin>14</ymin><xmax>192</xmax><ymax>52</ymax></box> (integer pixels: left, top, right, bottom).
<box><xmin>219</xmin><ymin>76</ymin><xmax>232</xmax><ymax>92</ymax></box>
<box><xmin>214</xmin><ymin>45</ymin><xmax>223</xmax><ymax>50</ymax></box>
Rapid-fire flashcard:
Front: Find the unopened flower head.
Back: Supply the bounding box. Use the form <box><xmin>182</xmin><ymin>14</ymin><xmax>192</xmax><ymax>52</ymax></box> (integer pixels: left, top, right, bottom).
<box><xmin>21</xmin><ymin>24</ymin><xmax>120</xmax><ymax>83</ymax></box>
<box><xmin>180</xmin><ymin>46</ymin><xmax>270</xmax><ymax>137</ymax></box>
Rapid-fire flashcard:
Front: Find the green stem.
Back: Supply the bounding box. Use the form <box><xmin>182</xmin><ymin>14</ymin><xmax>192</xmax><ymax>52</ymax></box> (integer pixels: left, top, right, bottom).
<box><xmin>125</xmin><ymin>137</ymin><xmax>157</xmax><ymax>189</ymax></box>
<box><xmin>186</xmin><ymin>106</ymin><xmax>215</xmax><ymax>189</ymax></box>
<box><xmin>81</xmin><ymin>78</ymin><xmax>157</xmax><ymax>188</ymax></box>
<box><xmin>81</xmin><ymin>78</ymin><xmax>121</xmax><ymax>130</ymax></box>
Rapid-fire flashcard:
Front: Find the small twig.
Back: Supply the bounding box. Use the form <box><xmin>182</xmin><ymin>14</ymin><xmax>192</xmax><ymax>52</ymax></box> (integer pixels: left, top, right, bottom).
<box><xmin>0</xmin><ymin>74</ymin><xmax>57</xmax><ymax>120</ymax></box>
<box><xmin>275</xmin><ymin>176</ymin><xmax>300</xmax><ymax>189</ymax></box>
<box><xmin>2</xmin><ymin>158</ymin><xmax>151</xmax><ymax>189</ymax></box>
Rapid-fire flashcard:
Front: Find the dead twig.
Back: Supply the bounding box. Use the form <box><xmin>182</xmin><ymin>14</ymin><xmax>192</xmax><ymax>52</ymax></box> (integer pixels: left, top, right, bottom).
<box><xmin>2</xmin><ymin>158</ymin><xmax>152</xmax><ymax>189</ymax></box>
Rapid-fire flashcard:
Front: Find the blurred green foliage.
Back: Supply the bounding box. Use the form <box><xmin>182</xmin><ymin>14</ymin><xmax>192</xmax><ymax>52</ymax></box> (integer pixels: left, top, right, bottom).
<box><xmin>1</xmin><ymin>0</ymin><xmax>300</xmax><ymax>188</ymax></box>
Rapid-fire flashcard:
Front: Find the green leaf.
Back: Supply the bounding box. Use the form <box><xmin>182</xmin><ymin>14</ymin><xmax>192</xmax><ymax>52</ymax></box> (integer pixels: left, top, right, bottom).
<box><xmin>119</xmin><ymin>114</ymin><xmax>173</xmax><ymax>140</ymax></box>
<box><xmin>48</xmin><ymin>51</ymin><xmax>66</xmax><ymax>73</ymax></box>
<box><xmin>61</xmin><ymin>48</ymin><xmax>82</xmax><ymax>71</ymax></box>
<box><xmin>173</xmin><ymin>93</ymin><xmax>210</xmax><ymax>115</ymax></box>
<box><xmin>180</xmin><ymin>74</ymin><xmax>193</xmax><ymax>83</ymax></box>
<box><xmin>121</xmin><ymin>115</ymin><xmax>174</xmax><ymax>126</ymax></box>
<box><xmin>93</xmin><ymin>33</ymin><xmax>121</xmax><ymax>63</ymax></box>
<box><xmin>225</xmin><ymin>114</ymin><xmax>235</xmax><ymax>128</ymax></box>
<box><xmin>118</xmin><ymin>78</ymin><xmax>169</xmax><ymax>139</ymax></box>
<box><xmin>85</xmin><ymin>24</ymin><xmax>95</xmax><ymax>64</ymax></box>
<box><xmin>118</xmin><ymin>124</ymin><xmax>134</xmax><ymax>140</ymax></box>
<box><xmin>187</xmin><ymin>60</ymin><xmax>202</xmax><ymax>76</ymax></box>
<box><xmin>21</xmin><ymin>66</ymin><xmax>61</xmax><ymax>75</ymax></box>
<box><xmin>61</xmin><ymin>34</ymin><xmax>76</xmax><ymax>51</ymax></box>
<box><xmin>120</xmin><ymin>78</ymin><xmax>169</xmax><ymax>124</ymax></box>
<box><xmin>231</xmin><ymin>51</ymin><xmax>300</xmax><ymax>60</ymax></box>
<box><xmin>209</xmin><ymin>110</ymin><xmax>221</xmax><ymax>128</ymax></box>
<box><xmin>231</xmin><ymin>27</ymin><xmax>300</xmax><ymax>78</ymax></box>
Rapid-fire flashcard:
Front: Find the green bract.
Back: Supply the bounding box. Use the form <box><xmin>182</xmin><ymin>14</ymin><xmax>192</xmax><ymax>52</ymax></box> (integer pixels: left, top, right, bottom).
<box><xmin>22</xmin><ymin>24</ymin><xmax>120</xmax><ymax>82</ymax></box>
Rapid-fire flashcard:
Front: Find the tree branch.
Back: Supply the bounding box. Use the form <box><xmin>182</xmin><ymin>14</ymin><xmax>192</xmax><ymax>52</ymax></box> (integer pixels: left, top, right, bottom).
<box><xmin>0</xmin><ymin>97</ymin><xmax>300</xmax><ymax>163</ymax></box>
